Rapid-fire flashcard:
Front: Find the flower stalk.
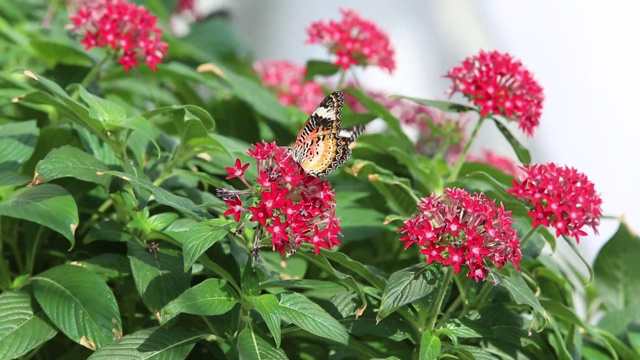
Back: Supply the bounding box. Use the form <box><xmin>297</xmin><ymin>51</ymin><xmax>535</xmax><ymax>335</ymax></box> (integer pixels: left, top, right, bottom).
<box><xmin>448</xmin><ymin>116</ymin><xmax>485</xmax><ymax>183</ymax></box>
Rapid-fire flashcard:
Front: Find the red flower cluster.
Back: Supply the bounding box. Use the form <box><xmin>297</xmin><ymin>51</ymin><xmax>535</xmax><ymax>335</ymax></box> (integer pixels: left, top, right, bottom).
<box><xmin>69</xmin><ymin>0</ymin><xmax>168</xmax><ymax>71</ymax></box>
<box><xmin>220</xmin><ymin>141</ymin><xmax>342</xmax><ymax>255</ymax></box>
<box><xmin>508</xmin><ymin>163</ymin><xmax>602</xmax><ymax>243</ymax></box>
<box><xmin>253</xmin><ymin>60</ymin><xmax>326</xmax><ymax>114</ymax></box>
<box><xmin>399</xmin><ymin>188</ymin><xmax>521</xmax><ymax>282</ymax></box>
<box><xmin>467</xmin><ymin>149</ymin><xmax>520</xmax><ymax>177</ymax></box>
<box><xmin>344</xmin><ymin>90</ymin><xmax>468</xmax><ymax>163</ymax></box>
<box><xmin>176</xmin><ymin>0</ymin><xmax>195</xmax><ymax>14</ymax></box>
<box><xmin>306</xmin><ymin>9</ymin><xmax>395</xmax><ymax>73</ymax></box>
<box><xmin>444</xmin><ymin>50</ymin><xmax>544</xmax><ymax>136</ymax></box>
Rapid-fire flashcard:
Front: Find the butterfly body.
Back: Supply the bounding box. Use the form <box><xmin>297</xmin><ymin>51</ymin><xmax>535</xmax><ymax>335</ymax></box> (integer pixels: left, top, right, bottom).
<box><xmin>292</xmin><ymin>91</ymin><xmax>364</xmax><ymax>177</ymax></box>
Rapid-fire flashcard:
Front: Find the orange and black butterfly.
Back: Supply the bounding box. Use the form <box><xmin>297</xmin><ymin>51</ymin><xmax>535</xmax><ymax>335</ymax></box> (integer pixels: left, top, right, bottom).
<box><xmin>291</xmin><ymin>91</ymin><xmax>365</xmax><ymax>177</ymax></box>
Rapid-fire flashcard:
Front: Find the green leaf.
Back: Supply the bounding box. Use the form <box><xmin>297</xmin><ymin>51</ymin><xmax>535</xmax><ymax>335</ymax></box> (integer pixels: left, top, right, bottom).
<box><xmin>321</xmin><ymin>251</ymin><xmax>387</xmax><ymax>290</ymax></box>
<box><xmin>247</xmin><ymin>294</ymin><xmax>282</xmax><ymax>348</ymax></box>
<box><xmin>182</xmin><ymin>219</ymin><xmax>231</xmax><ymax>271</ymax></box>
<box><xmin>351</xmin><ymin>160</ymin><xmax>419</xmax><ymax>217</ymax></box>
<box><xmin>128</xmin><ymin>241</ymin><xmax>191</xmax><ymax>324</ymax></box>
<box><xmin>390</xmin><ymin>95</ymin><xmax>474</xmax><ymax>113</ymax></box>
<box><xmin>629</xmin><ymin>330</ymin><xmax>640</xmax><ymax>354</ymax></box>
<box><xmin>139</xmin><ymin>104</ymin><xmax>215</xmax><ymax>131</ymax></box>
<box><xmin>388</xmin><ymin>147</ymin><xmax>443</xmax><ymax>192</ymax></box>
<box><xmin>562</xmin><ymin>235</ymin><xmax>594</xmax><ymax>284</ymax></box>
<box><xmin>342</xmin><ymin>111</ymin><xmax>378</xmax><ymax>128</ymax></box>
<box><xmin>237</xmin><ymin>327</ymin><xmax>287</xmax><ymax>360</ymax></box>
<box><xmin>83</xmin><ymin>220</ymin><xmax>134</xmax><ymax>244</ymax></box>
<box><xmin>181</xmin><ymin>16</ymin><xmax>249</xmax><ymax>61</ymax></box>
<box><xmin>454</xmin><ymin>345</ymin><xmax>500</xmax><ymax>360</ymax></box>
<box><xmin>0</xmin><ymin>171</ymin><xmax>31</xmax><ymax>187</ymax></box>
<box><xmin>294</xmin><ymin>251</ymin><xmax>361</xmax><ymax>296</ymax></box>
<box><xmin>35</xmin><ymin>145</ymin><xmax>110</xmax><ymax>187</ymax></box>
<box><xmin>304</xmin><ymin>60</ymin><xmax>341</xmax><ymax>80</ymax></box>
<box><xmin>77</xmin><ymin>86</ymin><xmax>127</xmax><ymax>129</ymax></box>
<box><xmin>0</xmin><ymin>290</ymin><xmax>57</xmax><ymax>359</ymax></box>
<box><xmin>593</xmin><ymin>222</ymin><xmax>640</xmax><ymax>310</ymax></box>
<box><xmin>0</xmin><ymin>120</ymin><xmax>39</xmax><ymax>171</ymax></box>
<box><xmin>379</xmin><ymin>264</ymin><xmax>439</xmax><ymax>319</ymax></box>
<box><xmin>31</xmin><ymin>265</ymin><xmax>122</xmax><ymax>350</ymax></box>
<box><xmin>164</xmin><ymin>278</ymin><xmax>236</xmax><ymax>316</ymax></box>
<box><xmin>443</xmin><ymin>319</ymin><xmax>482</xmax><ymax>340</ymax></box>
<box><xmin>30</xmin><ymin>39</ymin><xmax>93</xmax><ymax>67</ymax></box>
<box><xmin>336</xmin><ymin>205</ymin><xmax>391</xmax><ymax>241</ymax></box>
<box><xmin>76</xmin><ymin>253</ymin><xmax>132</xmax><ymax>280</ymax></box>
<box><xmin>344</xmin><ymin>87</ymin><xmax>413</xmax><ymax>146</ymax></box>
<box><xmin>14</xmin><ymin>70</ymin><xmax>102</xmax><ymax>135</ymax></box>
<box><xmin>88</xmin><ymin>327</ymin><xmax>205</xmax><ymax>360</ymax></box>
<box><xmin>489</xmin><ymin>119</ymin><xmax>531</xmax><ymax>164</ymax></box>
<box><xmin>147</xmin><ymin>213</ymin><xmax>179</xmax><ymax>231</ymax></box>
<box><xmin>593</xmin><ymin>328</ymin><xmax>640</xmax><ymax>360</ymax></box>
<box><xmin>278</xmin><ymin>292</ymin><xmax>349</xmax><ymax>345</ymax></box>
<box><xmin>98</xmin><ymin>170</ymin><xmax>212</xmax><ymax>220</ymax></box>
<box><xmin>173</xmin><ymin>118</ymin><xmax>225</xmax><ymax>162</ymax></box>
<box><xmin>0</xmin><ymin>184</ymin><xmax>78</xmax><ymax>247</ymax></box>
<box><xmin>493</xmin><ymin>270</ymin><xmax>547</xmax><ymax>329</ymax></box>
<box><xmin>419</xmin><ymin>331</ymin><xmax>441</xmax><ymax>360</ymax></box>
<box><xmin>200</xmin><ymin>62</ymin><xmax>290</xmax><ymax>126</ymax></box>
<box><xmin>460</xmin><ymin>163</ymin><xmax>514</xmax><ymax>190</ymax></box>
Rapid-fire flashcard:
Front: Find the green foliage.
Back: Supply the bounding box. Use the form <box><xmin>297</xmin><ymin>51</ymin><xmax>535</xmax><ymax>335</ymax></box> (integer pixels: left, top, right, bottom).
<box><xmin>0</xmin><ymin>2</ymin><xmax>635</xmax><ymax>359</ymax></box>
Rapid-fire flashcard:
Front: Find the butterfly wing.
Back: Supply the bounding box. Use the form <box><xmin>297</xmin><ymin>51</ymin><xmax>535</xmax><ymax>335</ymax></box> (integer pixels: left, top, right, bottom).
<box><xmin>293</xmin><ymin>91</ymin><xmax>364</xmax><ymax>177</ymax></box>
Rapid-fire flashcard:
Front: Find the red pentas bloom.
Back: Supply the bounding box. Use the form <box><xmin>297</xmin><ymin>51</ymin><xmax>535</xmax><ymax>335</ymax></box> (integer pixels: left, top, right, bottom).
<box><xmin>68</xmin><ymin>0</ymin><xmax>168</xmax><ymax>71</ymax></box>
<box><xmin>444</xmin><ymin>50</ymin><xmax>544</xmax><ymax>136</ymax></box>
<box><xmin>218</xmin><ymin>141</ymin><xmax>342</xmax><ymax>256</ymax></box>
<box><xmin>306</xmin><ymin>9</ymin><xmax>395</xmax><ymax>73</ymax></box>
<box><xmin>254</xmin><ymin>60</ymin><xmax>326</xmax><ymax>114</ymax></box>
<box><xmin>507</xmin><ymin>163</ymin><xmax>603</xmax><ymax>243</ymax></box>
<box><xmin>398</xmin><ymin>188</ymin><xmax>521</xmax><ymax>282</ymax></box>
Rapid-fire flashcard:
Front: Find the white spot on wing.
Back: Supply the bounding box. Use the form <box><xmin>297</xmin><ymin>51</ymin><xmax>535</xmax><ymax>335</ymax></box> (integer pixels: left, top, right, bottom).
<box><xmin>338</xmin><ymin>129</ymin><xmax>352</xmax><ymax>138</ymax></box>
<box><xmin>312</xmin><ymin>106</ymin><xmax>334</xmax><ymax>119</ymax></box>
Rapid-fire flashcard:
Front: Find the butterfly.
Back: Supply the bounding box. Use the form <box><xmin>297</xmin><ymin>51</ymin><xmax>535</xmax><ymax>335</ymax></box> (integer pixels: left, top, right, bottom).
<box><xmin>292</xmin><ymin>91</ymin><xmax>365</xmax><ymax>177</ymax></box>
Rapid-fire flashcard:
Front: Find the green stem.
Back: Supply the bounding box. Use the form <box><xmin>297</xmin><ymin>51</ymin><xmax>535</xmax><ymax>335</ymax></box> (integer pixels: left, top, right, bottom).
<box><xmin>437</xmin><ymin>294</ymin><xmax>462</xmax><ymax>327</ymax></box>
<box><xmin>80</xmin><ymin>53</ymin><xmax>112</xmax><ymax>89</ymax></box>
<box><xmin>426</xmin><ymin>267</ymin><xmax>454</xmax><ymax>330</ymax></box>
<box><xmin>78</xmin><ymin>198</ymin><xmax>113</xmax><ymax>235</ymax></box>
<box><xmin>7</xmin><ymin>222</ymin><xmax>25</xmax><ymax>274</ymax></box>
<box><xmin>199</xmin><ymin>257</ymin><xmax>242</xmax><ymax>297</ymax></box>
<box><xmin>350</xmin><ymin>68</ymin><xmax>363</xmax><ymax>89</ymax></box>
<box><xmin>201</xmin><ymin>316</ymin><xmax>221</xmax><ymax>338</ymax></box>
<box><xmin>474</xmin><ymin>280</ymin><xmax>494</xmax><ymax>309</ymax></box>
<box><xmin>0</xmin><ymin>218</ymin><xmax>11</xmax><ymax>290</ymax></box>
<box><xmin>520</xmin><ymin>226</ymin><xmax>540</xmax><ymax>247</ymax></box>
<box><xmin>336</xmin><ymin>69</ymin><xmax>347</xmax><ymax>89</ymax></box>
<box><xmin>26</xmin><ymin>226</ymin><xmax>45</xmax><ymax>274</ymax></box>
<box><xmin>447</xmin><ymin>116</ymin><xmax>486</xmax><ymax>183</ymax></box>
<box><xmin>433</xmin><ymin>137</ymin><xmax>452</xmax><ymax>162</ymax></box>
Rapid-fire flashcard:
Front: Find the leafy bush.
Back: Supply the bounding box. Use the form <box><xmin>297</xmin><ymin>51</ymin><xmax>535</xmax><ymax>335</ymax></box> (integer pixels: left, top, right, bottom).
<box><xmin>0</xmin><ymin>1</ymin><xmax>638</xmax><ymax>359</ymax></box>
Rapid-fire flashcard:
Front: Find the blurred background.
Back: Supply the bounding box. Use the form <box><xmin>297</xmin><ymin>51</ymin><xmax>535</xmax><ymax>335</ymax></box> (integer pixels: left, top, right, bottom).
<box><xmin>177</xmin><ymin>0</ymin><xmax>640</xmax><ymax>265</ymax></box>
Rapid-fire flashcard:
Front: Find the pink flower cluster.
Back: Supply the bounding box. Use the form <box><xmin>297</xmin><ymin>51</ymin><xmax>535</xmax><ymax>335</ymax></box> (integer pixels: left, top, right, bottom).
<box><xmin>253</xmin><ymin>60</ymin><xmax>326</xmax><ymax>114</ymax></box>
<box><xmin>508</xmin><ymin>163</ymin><xmax>603</xmax><ymax>243</ymax></box>
<box><xmin>444</xmin><ymin>50</ymin><xmax>544</xmax><ymax>136</ymax></box>
<box><xmin>344</xmin><ymin>90</ymin><xmax>467</xmax><ymax>163</ymax></box>
<box><xmin>399</xmin><ymin>188</ymin><xmax>521</xmax><ymax>282</ymax></box>
<box><xmin>306</xmin><ymin>9</ymin><xmax>395</xmax><ymax>73</ymax></box>
<box><xmin>221</xmin><ymin>142</ymin><xmax>342</xmax><ymax>255</ymax></box>
<box><xmin>69</xmin><ymin>0</ymin><xmax>168</xmax><ymax>71</ymax></box>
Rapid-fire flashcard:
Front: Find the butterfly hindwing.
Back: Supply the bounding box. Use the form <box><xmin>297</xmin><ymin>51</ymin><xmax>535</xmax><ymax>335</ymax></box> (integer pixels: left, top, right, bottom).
<box><xmin>292</xmin><ymin>91</ymin><xmax>364</xmax><ymax>177</ymax></box>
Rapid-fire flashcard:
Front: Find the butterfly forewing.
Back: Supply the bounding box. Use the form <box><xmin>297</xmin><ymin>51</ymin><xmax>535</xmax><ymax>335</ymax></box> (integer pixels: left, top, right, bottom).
<box><xmin>292</xmin><ymin>91</ymin><xmax>364</xmax><ymax>177</ymax></box>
